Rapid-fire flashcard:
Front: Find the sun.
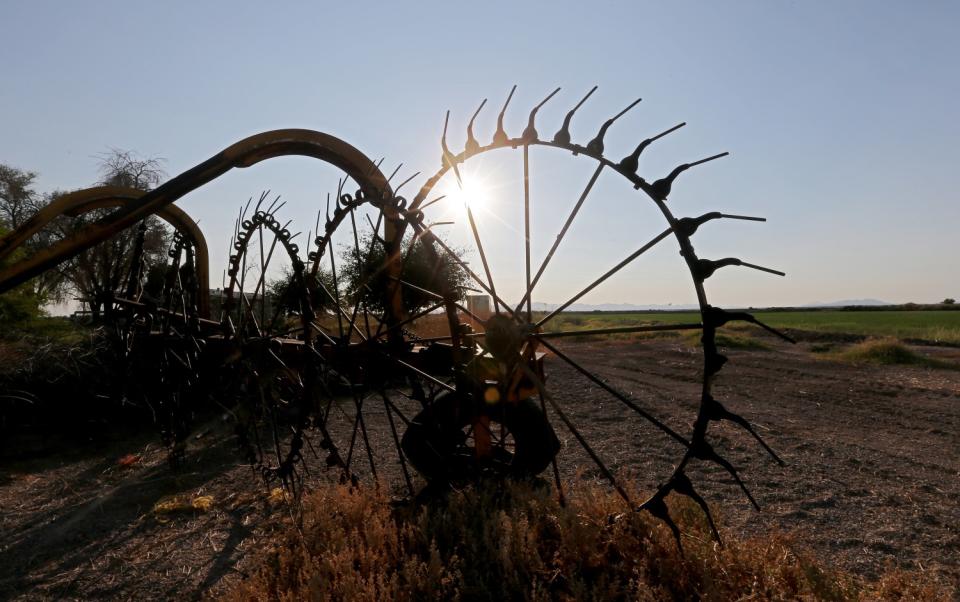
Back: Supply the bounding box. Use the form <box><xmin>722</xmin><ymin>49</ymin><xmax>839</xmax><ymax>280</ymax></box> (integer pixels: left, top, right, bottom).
<box><xmin>446</xmin><ymin>175</ymin><xmax>491</xmax><ymax>211</ymax></box>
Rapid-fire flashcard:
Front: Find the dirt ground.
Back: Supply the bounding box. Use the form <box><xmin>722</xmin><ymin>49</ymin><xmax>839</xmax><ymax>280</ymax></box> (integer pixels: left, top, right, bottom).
<box><xmin>1</xmin><ymin>334</ymin><xmax>958</xmax><ymax>599</ymax></box>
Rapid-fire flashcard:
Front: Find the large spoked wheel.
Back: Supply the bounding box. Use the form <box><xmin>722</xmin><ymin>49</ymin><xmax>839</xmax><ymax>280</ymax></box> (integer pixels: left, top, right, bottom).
<box><xmin>220</xmin><ymin>198</ymin><xmax>326</xmax><ymax>491</ymax></box>
<box><xmin>391</xmin><ymin>87</ymin><xmax>792</xmax><ymax>538</ymax></box>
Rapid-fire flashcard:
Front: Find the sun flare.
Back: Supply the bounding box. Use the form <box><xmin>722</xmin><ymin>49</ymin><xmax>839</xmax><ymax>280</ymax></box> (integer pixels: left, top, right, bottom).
<box><xmin>447</xmin><ymin>176</ymin><xmax>491</xmax><ymax>210</ymax></box>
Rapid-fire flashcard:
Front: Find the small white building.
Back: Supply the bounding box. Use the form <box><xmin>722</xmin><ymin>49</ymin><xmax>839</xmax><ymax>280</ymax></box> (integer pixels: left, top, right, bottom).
<box><xmin>466</xmin><ymin>294</ymin><xmax>491</xmax><ymax>319</ymax></box>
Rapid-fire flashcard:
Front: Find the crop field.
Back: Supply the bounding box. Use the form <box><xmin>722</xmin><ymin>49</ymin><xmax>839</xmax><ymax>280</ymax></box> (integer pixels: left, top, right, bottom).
<box><xmin>537</xmin><ymin>309</ymin><xmax>960</xmax><ymax>345</ymax></box>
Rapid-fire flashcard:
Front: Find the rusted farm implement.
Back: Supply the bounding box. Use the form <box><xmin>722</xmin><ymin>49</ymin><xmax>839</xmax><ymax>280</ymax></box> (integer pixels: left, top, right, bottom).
<box><xmin>0</xmin><ymin>87</ymin><xmax>793</xmax><ymax>543</ymax></box>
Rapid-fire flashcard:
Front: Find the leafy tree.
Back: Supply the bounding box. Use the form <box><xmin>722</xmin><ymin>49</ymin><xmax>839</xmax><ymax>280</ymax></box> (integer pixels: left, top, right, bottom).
<box><xmin>55</xmin><ymin>207</ymin><xmax>171</xmax><ymax>320</ymax></box>
<box><xmin>265</xmin><ymin>234</ymin><xmax>469</xmax><ymax>331</ymax></box>
<box><xmin>0</xmin><ymin>225</ymin><xmax>46</xmax><ymax>327</ymax></box>
<box><xmin>943</xmin><ymin>298</ymin><xmax>956</xmax><ymax>305</ymax></box>
<box><xmin>0</xmin><ymin>164</ymin><xmax>42</xmax><ymax>229</ymax></box>
<box><xmin>337</xmin><ymin>233</ymin><xmax>469</xmax><ymax>317</ymax></box>
<box><xmin>0</xmin><ymin>166</ymin><xmax>52</xmax><ymax>323</ymax></box>
<box><xmin>0</xmin><ymin>153</ymin><xmax>172</xmax><ymax>323</ymax></box>
<box><xmin>56</xmin><ymin>150</ymin><xmax>171</xmax><ymax>321</ymax></box>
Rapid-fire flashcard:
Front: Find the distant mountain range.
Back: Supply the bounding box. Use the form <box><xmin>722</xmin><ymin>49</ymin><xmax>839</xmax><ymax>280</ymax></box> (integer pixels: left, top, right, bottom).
<box><xmin>800</xmin><ymin>298</ymin><xmax>892</xmax><ymax>308</ymax></box>
<box><xmin>525</xmin><ymin>299</ymin><xmax>893</xmax><ymax>312</ymax></box>
<box><xmin>529</xmin><ymin>302</ymin><xmax>699</xmax><ymax>312</ymax></box>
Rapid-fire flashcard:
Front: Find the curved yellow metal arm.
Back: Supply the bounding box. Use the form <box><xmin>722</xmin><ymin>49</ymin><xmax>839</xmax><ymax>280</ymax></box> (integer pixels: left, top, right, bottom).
<box><xmin>0</xmin><ymin>129</ymin><xmax>391</xmax><ymax>297</ymax></box>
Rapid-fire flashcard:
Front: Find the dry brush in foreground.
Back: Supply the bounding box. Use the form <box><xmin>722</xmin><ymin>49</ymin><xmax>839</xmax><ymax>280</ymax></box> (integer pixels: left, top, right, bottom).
<box><xmin>221</xmin><ymin>480</ymin><xmax>949</xmax><ymax>601</ymax></box>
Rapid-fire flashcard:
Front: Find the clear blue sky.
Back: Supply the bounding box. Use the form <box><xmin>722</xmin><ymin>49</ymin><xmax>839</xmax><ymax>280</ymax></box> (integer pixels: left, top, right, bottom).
<box><xmin>2</xmin><ymin>1</ymin><xmax>957</xmax><ymax>307</ymax></box>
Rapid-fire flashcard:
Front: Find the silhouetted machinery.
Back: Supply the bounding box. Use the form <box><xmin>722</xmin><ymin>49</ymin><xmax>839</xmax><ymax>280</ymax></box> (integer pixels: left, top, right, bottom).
<box><xmin>0</xmin><ymin>87</ymin><xmax>793</xmax><ymax>544</ymax></box>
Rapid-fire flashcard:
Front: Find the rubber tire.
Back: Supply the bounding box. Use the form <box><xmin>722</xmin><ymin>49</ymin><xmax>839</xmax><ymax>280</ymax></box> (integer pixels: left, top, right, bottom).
<box><xmin>401</xmin><ymin>392</ymin><xmax>560</xmax><ymax>482</ymax></box>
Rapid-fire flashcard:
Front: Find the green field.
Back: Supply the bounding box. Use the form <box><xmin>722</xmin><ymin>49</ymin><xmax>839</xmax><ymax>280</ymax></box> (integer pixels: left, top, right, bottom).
<box><xmin>537</xmin><ymin>310</ymin><xmax>960</xmax><ymax>345</ymax></box>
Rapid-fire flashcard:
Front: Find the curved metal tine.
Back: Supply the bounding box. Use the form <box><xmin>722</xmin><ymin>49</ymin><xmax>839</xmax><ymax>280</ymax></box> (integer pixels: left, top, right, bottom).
<box><xmin>553</xmin><ymin>85</ymin><xmax>597</xmax><ymax>145</ymax></box>
<box><xmin>740</xmin><ymin>261</ymin><xmax>786</xmax><ymax>277</ymax></box>
<box><xmin>385</xmin><ymin>162</ymin><xmax>402</xmax><ymax>184</ymax></box>
<box><xmin>252</xmin><ymin>190</ymin><xmax>270</xmax><ymax>216</ymax></box>
<box><xmin>522</xmin><ymin>87</ymin><xmax>561</xmax><ymax>142</ymax></box>
<box><xmin>586</xmin><ymin>97</ymin><xmax>642</xmax><ymax>155</ymax></box>
<box><xmin>234</xmin><ymin>205</ymin><xmax>244</xmax><ymax>241</ymax></box>
<box><xmin>381</xmin><ymin>392</ymin><xmax>415</xmax><ymax>496</ymax></box>
<box><xmin>516</xmin><ymin>360</ymin><xmax>634</xmax><ymax>506</ymax></box>
<box><xmin>514</xmin><ymin>163</ymin><xmax>604</xmax><ymax>315</ymax></box>
<box><xmin>700</xmin><ymin>390</ymin><xmax>784</xmax><ymax>464</ymax></box>
<box><xmin>702</xmin><ymin>443</ymin><xmax>760</xmax><ymax>511</ymax></box>
<box><xmin>749</xmin><ymin>318</ymin><xmax>795</xmax><ymax>344</ymax></box>
<box><xmin>688</xmin><ymin>152</ymin><xmax>729</xmax><ymax>169</ymax></box>
<box><xmin>721</xmin><ymin>213</ymin><xmax>766</xmax><ymax>222</ymax></box>
<box><xmin>535</xmin><ymin>337</ymin><xmax>690</xmax><ymax>447</ymax></box>
<box><xmin>465</xmin><ymin>98</ymin><xmax>487</xmax><ymax>154</ymax></box>
<box><xmin>536</xmin><ymin>226</ymin><xmax>674</xmax><ymax>328</ymax></box>
<box><xmin>394</xmin><ymin>171</ymin><xmax>420</xmax><ymax>195</ymax></box>
<box><xmin>651</xmin><ymin>152</ymin><xmax>729</xmax><ymax>200</ymax></box>
<box><xmin>492</xmin><ymin>85</ymin><xmax>518</xmax><ymax>145</ymax></box>
<box><xmin>265</xmin><ymin>193</ymin><xmax>283</xmax><ymax>216</ymax></box>
<box><xmin>416</xmin><ymin>195</ymin><xmax>447</xmax><ymax>213</ymax></box>
<box><xmin>618</xmin><ymin>122</ymin><xmax>686</xmax><ymax>174</ymax></box>
<box><xmin>240</xmin><ymin>195</ymin><xmax>254</xmax><ymax>222</ymax></box>
<box><xmin>643</xmin><ymin>494</ymin><xmax>683</xmax><ymax>552</ymax></box>
<box><xmin>441</xmin><ymin>111</ymin><xmax>456</xmax><ymax>170</ymax></box>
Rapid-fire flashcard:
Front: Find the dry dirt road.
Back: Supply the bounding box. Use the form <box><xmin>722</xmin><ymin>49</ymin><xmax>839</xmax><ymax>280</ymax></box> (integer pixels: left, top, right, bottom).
<box><xmin>1</xmin><ymin>336</ymin><xmax>958</xmax><ymax>599</ymax></box>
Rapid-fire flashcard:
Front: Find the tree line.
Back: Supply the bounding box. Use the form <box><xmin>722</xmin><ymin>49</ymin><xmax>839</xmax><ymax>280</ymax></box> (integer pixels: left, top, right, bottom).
<box><xmin>0</xmin><ymin>151</ymin><xmax>171</xmax><ymax>325</ymax></box>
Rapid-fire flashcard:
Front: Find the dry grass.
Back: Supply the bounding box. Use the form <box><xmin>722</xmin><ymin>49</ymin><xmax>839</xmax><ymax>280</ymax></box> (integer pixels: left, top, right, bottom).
<box><xmin>221</xmin><ymin>481</ymin><xmax>949</xmax><ymax>601</ymax></box>
<box><xmin>833</xmin><ymin>338</ymin><xmax>958</xmax><ymax>369</ymax></box>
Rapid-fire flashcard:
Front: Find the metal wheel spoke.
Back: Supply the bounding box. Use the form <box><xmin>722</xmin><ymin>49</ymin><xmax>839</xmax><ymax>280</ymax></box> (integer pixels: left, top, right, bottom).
<box><xmin>536</xmin><ymin>226</ymin><xmax>673</xmax><ymax>328</ymax></box>
<box><xmin>370</xmin><ymin>300</ymin><xmax>445</xmax><ymax>342</ymax></box>
<box><xmin>382</xmin><ymin>392</ymin><xmax>414</xmax><ymax>496</ymax></box>
<box><xmin>377</xmin><ymin>351</ymin><xmax>455</xmax><ymax>393</ymax></box>
<box><xmin>523</xmin><ymin>145</ymin><xmax>532</xmax><ymax>321</ymax></box>
<box><xmin>515</xmin><ymin>163</ymin><xmax>603</xmax><ymax>315</ymax></box>
<box><xmin>517</xmin><ymin>361</ymin><xmax>634</xmax><ymax>506</ymax></box>
<box><xmin>314</xmin><ymin>277</ymin><xmax>368</xmax><ymax>342</ymax></box>
<box><xmin>537</xmin><ymin>392</ymin><xmax>566</xmax><ymax>506</ymax></box>
<box><xmin>420</xmin><ymin>227</ymin><xmax>518</xmax><ymax>320</ymax></box>
<box><xmin>464</xmin><ymin>203</ymin><xmax>500</xmax><ymax>314</ymax></box>
<box><xmin>347</xmin><ymin>206</ymin><xmax>373</xmax><ymax>338</ymax></box>
<box><xmin>328</xmin><ymin>232</ymin><xmax>346</xmax><ymax>339</ymax></box>
<box><xmin>536</xmin><ymin>336</ymin><xmax>690</xmax><ymax>447</ymax></box>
